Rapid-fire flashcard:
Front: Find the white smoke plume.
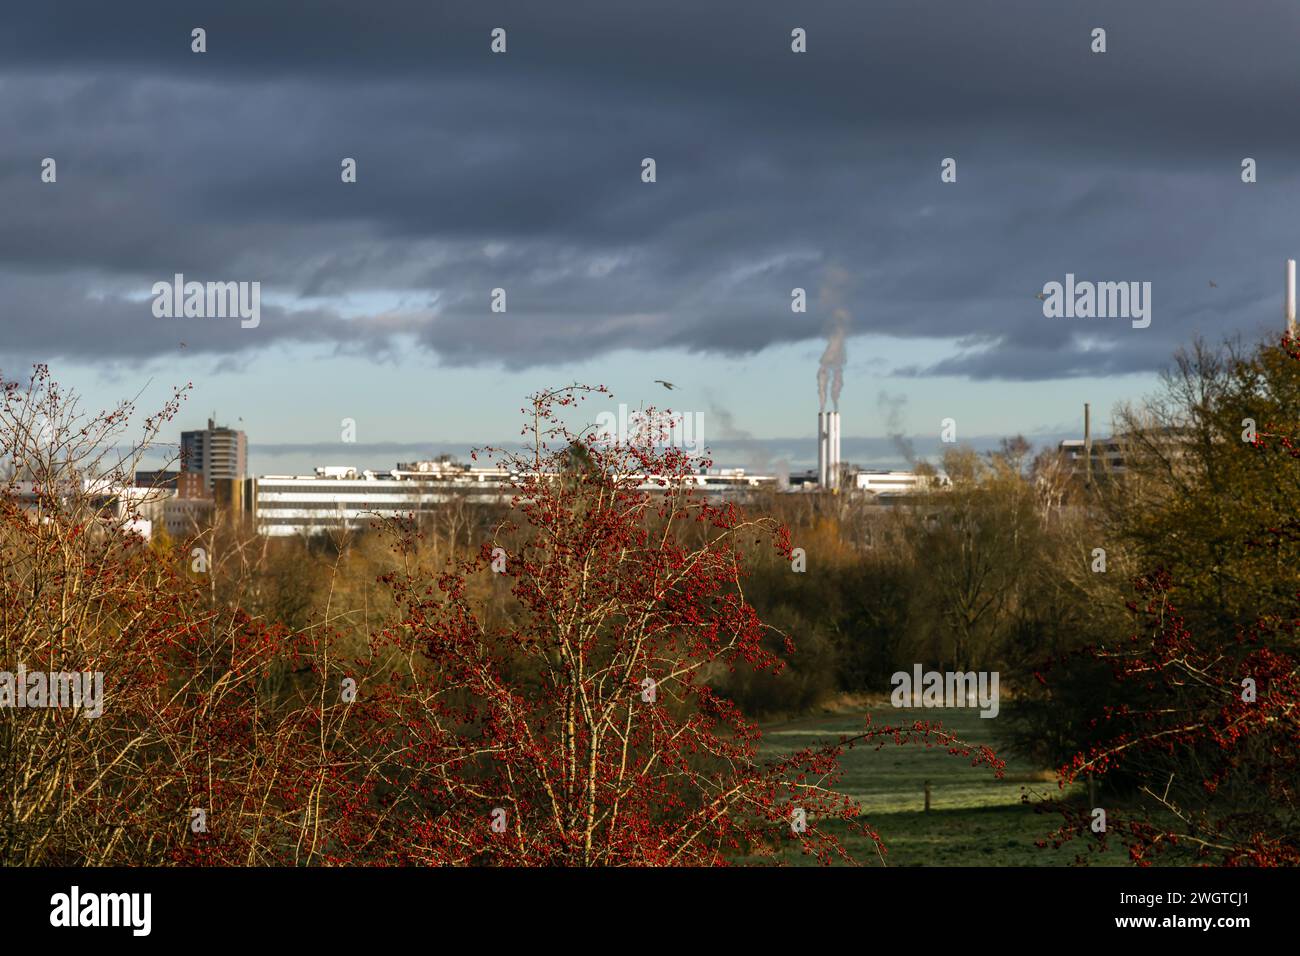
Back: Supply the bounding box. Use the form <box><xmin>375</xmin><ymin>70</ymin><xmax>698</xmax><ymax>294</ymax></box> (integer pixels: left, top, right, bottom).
<box><xmin>817</xmin><ymin>267</ymin><xmax>851</xmax><ymax>412</ymax></box>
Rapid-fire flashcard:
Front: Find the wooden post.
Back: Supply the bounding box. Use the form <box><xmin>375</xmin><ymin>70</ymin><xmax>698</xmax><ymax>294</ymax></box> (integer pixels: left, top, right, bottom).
<box><xmin>924</xmin><ymin>780</ymin><xmax>932</xmax><ymax>813</ymax></box>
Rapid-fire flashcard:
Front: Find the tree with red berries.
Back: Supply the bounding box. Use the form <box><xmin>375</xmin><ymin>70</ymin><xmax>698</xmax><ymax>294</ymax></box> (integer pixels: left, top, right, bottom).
<box><xmin>344</xmin><ymin>385</ymin><xmax>1003</xmax><ymax>865</ymax></box>
<box><xmin>1041</xmin><ymin>334</ymin><xmax>1300</xmax><ymax>865</ymax></box>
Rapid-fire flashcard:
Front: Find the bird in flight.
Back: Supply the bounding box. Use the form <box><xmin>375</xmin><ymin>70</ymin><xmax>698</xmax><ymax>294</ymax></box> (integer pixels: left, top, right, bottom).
<box><xmin>1034</xmin><ymin>292</ymin><xmax>1047</xmax><ymax>301</ymax></box>
<box><xmin>179</xmin><ymin>341</ymin><xmax>187</xmax><ymax>349</ymax></box>
<box><xmin>654</xmin><ymin>380</ymin><xmax>676</xmax><ymax>390</ymax></box>
<box><xmin>1209</xmin><ymin>280</ymin><xmax>1218</xmax><ymax>288</ymax></box>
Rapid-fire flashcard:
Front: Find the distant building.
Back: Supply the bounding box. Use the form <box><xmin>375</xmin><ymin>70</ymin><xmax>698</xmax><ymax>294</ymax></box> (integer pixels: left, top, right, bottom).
<box><xmin>181</xmin><ymin>418</ymin><xmax>247</xmax><ymax>494</ymax></box>
<box><xmin>1058</xmin><ymin>438</ymin><xmax>1126</xmax><ymax>478</ymax></box>
<box><xmin>252</xmin><ymin>471</ymin><xmax>504</xmax><ymax>537</ymax></box>
<box><xmin>163</xmin><ymin>497</ymin><xmax>214</xmax><ymax>539</ymax></box>
<box><xmin>134</xmin><ymin>469</ymin><xmax>179</xmax><ymax>489</ymax></box>
<box><xmin>1058</xmin><ymin>426</ymin><xmax>1202</xmax><ymax>482</ymax></box>
<box><xmin>786</xmin><ymin>466</ymin><xmax>946</xmax><ymax>496</ymax></box>
<box><xmin>177</xmin><ymin>471</ymin><xmax>208</xmax><ymax>499</ymax></box>
<box><xmin>853</xmin><ymin>470</ymin><xmax>944</xmax><ymax>496</ymax></box>
<box><xmin>212</xmin><ymin>476</ymin><xmax>252</xmax><ymax>515</ymax></box>
<box><xmin>4</xmin><ymin>478</ymin><xmax>162</xmax><ymax>540</ymax></box>
<box><xmin>249</xmin><ymin>461</ymin><xmax>778</xmax><ymax>537</ymax></box>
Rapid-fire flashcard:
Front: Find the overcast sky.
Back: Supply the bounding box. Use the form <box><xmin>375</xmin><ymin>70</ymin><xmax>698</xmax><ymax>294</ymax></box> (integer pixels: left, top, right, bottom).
<box><xmin>2</xmin><ymin>1</ymin><xmax>1297</xmax><ymax>473</ymax></box>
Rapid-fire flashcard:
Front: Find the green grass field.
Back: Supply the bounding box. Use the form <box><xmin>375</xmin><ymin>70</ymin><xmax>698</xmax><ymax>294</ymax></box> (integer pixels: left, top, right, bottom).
<box><xmin>752</xmin><ymin>705</ymin><xmax>1140</xmax><ymax>866</ymax></box>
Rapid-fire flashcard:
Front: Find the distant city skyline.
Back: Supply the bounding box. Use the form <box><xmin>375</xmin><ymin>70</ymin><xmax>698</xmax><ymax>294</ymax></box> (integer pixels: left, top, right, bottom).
<box><xmin>136</xmin><ymin>425</ymin><xmax>1104</xmax><ymax>480</ymax></box>
<box><xmin>35</xmin><ymin>338</ymin><xmax>1158</xmax><ymax>478</ymax></box>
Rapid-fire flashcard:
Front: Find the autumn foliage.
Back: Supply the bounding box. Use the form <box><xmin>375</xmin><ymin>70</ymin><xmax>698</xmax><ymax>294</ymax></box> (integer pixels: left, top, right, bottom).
<box><xmin>1038</xmin><ymin>335</ymin><xmax>1300</xmax><ymax>866</ymax></box>
<box><xmin>2</xmin><ymin>374</ymin><xmax>998</xmax><ymax>866</ymax></box>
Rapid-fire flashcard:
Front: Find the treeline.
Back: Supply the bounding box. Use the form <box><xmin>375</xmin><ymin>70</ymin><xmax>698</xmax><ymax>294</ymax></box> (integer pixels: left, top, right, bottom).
<box><xmin>716</xmin><ymin>439</ymin><xmax>1100</xmax><ymax>730</ymax></box>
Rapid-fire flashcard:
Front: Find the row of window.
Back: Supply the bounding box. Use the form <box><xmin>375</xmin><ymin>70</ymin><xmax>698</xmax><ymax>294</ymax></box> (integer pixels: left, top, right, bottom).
<box><xmin>255</xmin><ymin>484</ymin><xmax>506</xmax><ymax>495</ymax></box>
<box><xmin>255</xmin><ymin>500</ymin><xmax>482</xmax><ymax>511</ymax></box>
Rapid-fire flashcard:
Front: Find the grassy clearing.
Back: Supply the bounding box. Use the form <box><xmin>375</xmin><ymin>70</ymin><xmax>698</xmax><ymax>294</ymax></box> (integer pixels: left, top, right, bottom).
<box><xmin>750</xmin><ymin>705</ymin><xmax>1141</xmax><ymax>866</ymax></box>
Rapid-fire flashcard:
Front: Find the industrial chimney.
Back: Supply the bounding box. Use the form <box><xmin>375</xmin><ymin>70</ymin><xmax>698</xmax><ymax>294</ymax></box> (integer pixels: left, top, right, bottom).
<box><xmin>1287</xmin><ymin>259</ymin><xmax>1296</xmax><ymax>336</ymax></box>
<box><xmin>829</xmin><ymin>411</ymin><xmax>841</xmax><ymax>491</ymax></box>
<box><xmin>817</xmin><ymin>411</ymin><xmax>841</xmax><ymax>490</ymax></box>
<box><xmin>817</xmin><ymin>412</ymin><xmax>828</xmax><ymax>488</ymax></box>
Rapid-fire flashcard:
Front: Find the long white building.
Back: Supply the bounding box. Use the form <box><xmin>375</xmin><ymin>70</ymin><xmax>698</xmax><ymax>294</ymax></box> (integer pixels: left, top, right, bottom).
<box><xmin>252</xmin><ymin>468</ymin><xmax>509</xmax><ymax>537</ymax></box>
<box><xmin>853</xmin><ymin>470</ymin><xmax>948</xmax><ymax>496</ymax></box>
<box><xmin>250</xmin><ymin>462</ymin><xmax>778</xmax><ymax>537</ymax></box>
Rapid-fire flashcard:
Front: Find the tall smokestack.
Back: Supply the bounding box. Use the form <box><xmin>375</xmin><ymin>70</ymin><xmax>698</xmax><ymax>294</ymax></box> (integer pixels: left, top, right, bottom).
<box><xmin>825</xmin><ymin>412</ymin><xmax>834</xmax><ymax>490</ymax></box>
<box><xmin>1287</xmin><ymin>259</ymin><xmax>1296</xmax><ymax>336</ymax></box>
<box><xmin>817</xmin><ymin>412</ymin><xmax>828</xmax><ymax>488</ymax></box>
<box><xmin>829</xmin><ymin>412</ymin><xmax>841</xmax><ymax>491</ymax></box>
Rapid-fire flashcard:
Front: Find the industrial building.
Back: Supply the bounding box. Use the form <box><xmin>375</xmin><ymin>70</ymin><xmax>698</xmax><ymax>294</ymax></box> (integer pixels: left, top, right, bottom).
<box><xmin>249</xmin><ymin>461</ymin><xmax>779</xmax><ymax>537</ymax></box>
<box><xmin>854</xmin><ymin>470</ymin><xmax>943</xmax><ymax>495</ymax></box>
<box><xmin>1057</xmin><ymin>437</ymin><xmax>1126</xmax><ymax>478</ymax></box>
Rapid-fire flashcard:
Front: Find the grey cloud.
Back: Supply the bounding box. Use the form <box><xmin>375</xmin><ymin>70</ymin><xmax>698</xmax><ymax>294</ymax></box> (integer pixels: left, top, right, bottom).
<box><xmin>2</xmin><ymin>1</ymin><xmax>1298</xmax><ymax>377</ymax></box>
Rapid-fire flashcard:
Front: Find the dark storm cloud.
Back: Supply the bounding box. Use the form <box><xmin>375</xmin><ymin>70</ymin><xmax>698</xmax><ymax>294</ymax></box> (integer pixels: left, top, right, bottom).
<box><xmin>0</xmin><ymin>272</ymin><xmax>420</xmax><ymax>368</ymax></box>
<box><xmin>2</xmin><ymin>0</ymin><xmax>1299</xmax><ymax>378</ymax></box>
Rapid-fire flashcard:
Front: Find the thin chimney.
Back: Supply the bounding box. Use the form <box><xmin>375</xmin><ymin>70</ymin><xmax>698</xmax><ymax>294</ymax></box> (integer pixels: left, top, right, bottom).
<box><xmin>817</xmin><ymin>412</ymin><xmax>828</xmax><ymax>489</ymax></box>
<box><xmin>1083</xmin><ymin>402</ymin><xmax>1092</xmax><ymax>489</ymax></box>
<box><xmin>1287</xmin><ymin>259</ymin><xmax>1296</xmax><ymax>336</ymax></box>
<box><xmin>829</xmin><ymin>411</ymin><xmax>841</xmax><ymax>491</ymax></box>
